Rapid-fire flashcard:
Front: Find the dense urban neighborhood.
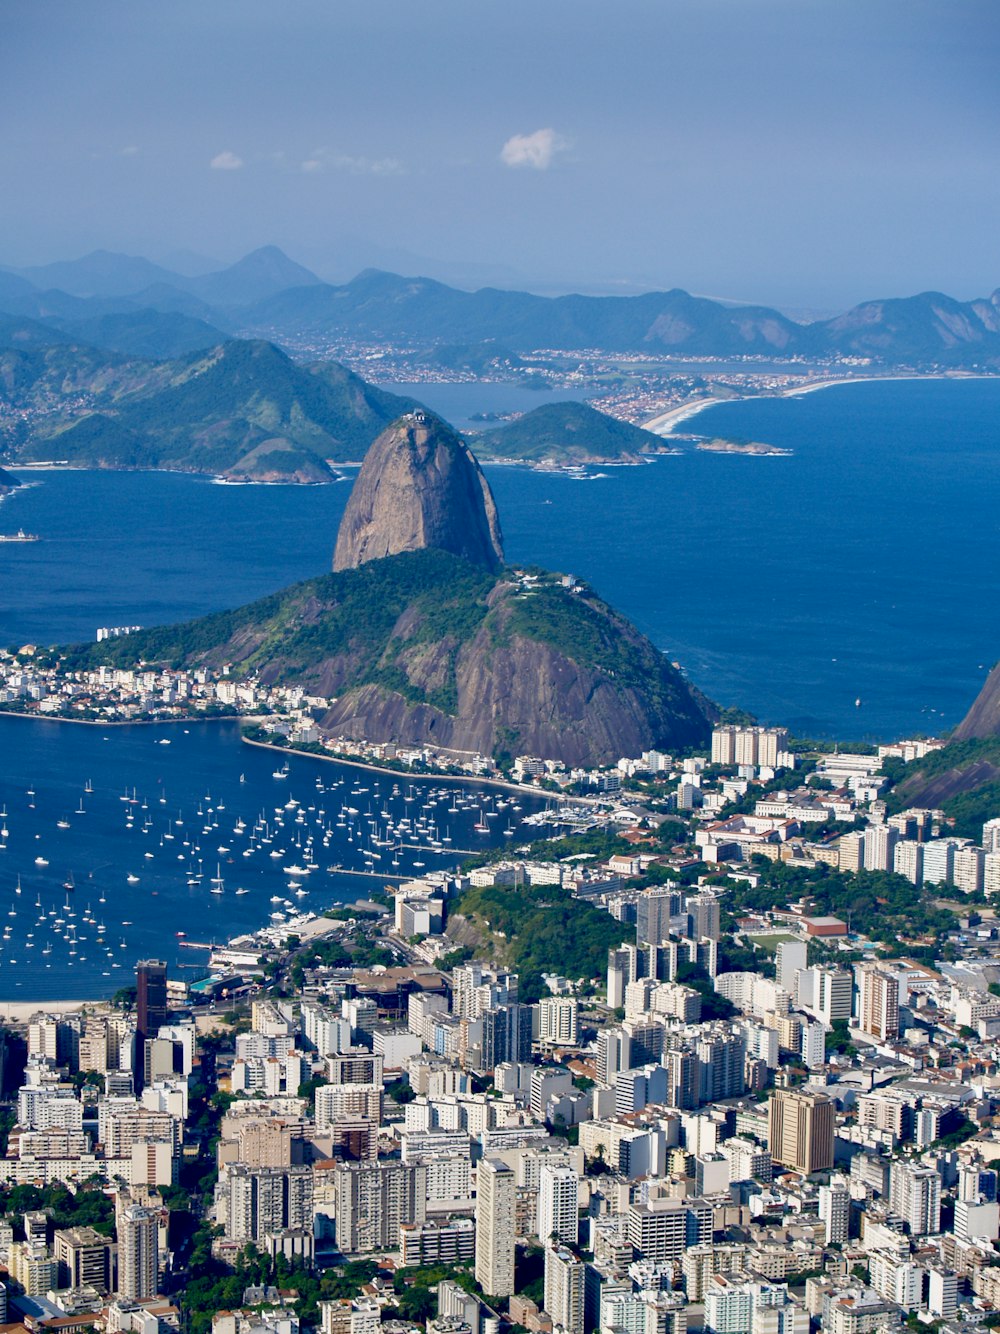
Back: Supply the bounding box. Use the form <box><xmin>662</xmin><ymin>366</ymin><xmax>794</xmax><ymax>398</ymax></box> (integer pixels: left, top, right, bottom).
<box><xmin>1</xmin><ymin>720</ymin><xmax>1000</xmax><ymax>1334</ymax></box>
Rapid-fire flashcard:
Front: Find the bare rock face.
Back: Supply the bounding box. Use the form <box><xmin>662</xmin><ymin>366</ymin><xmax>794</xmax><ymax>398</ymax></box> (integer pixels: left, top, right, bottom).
<box><xmin>333</xmin><ymin>412</ymin><xmax>504</xmax><ymax>572</ymax></box>
<box><xmin>953</xmin><ymin>662</ymin><xmax>1000</xmax><ymax>740</ymax></box>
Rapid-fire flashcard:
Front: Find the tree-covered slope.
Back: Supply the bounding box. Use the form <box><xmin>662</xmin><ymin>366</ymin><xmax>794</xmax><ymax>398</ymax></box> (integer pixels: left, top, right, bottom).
<box><xmin>64</xmin><ymin>550</ymin><xmax>713</xmax><ymax>766</ymax></box>
<box><xmin>2</xmin><ymin>337</ymin><xmax>416</xmax><ymax>480</ymax></box>
<box><xmin>475</xmin><ymin>400</ymin><xmax>667</xmax><ymax>464</ymax></box>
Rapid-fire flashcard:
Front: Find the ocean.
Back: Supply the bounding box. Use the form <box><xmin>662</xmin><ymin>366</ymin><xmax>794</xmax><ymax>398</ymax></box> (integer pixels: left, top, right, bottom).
<box><xmin>3</xmin><ymin>376</ymin><xmax>995</xmax><ymax>739</ymax></box>
<box><xmin>0</xmin><ymin>375</ymin><xmax>998</xmax><ymax>998</ymax></box>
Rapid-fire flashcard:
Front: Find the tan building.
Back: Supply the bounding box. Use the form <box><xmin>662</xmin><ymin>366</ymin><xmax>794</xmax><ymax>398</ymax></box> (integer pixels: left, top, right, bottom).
<box><xmin>53</xmin><ymin>1225</ymin><xmax>114</xmax><ymax>1294</ymax></box>
<box><xmin>855</xmin><ymin>964</ymin><xmax>900</xmax><ymax>1042</ymax></box>
<box><xmin>768</xmin><ymin>1088</ymin><xmax>835</xmax><ymax>1174</ymax></box>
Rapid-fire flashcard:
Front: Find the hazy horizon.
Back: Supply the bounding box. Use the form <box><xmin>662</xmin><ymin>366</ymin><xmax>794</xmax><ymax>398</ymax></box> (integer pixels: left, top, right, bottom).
<box><xmin>3</xmin><ymin>0</ymin><xmax>999</xmax><ymax>308</ymax></box>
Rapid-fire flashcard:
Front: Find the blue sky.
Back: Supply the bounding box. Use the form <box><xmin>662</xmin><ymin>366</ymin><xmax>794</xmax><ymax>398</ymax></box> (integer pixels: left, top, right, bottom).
<box><xmin>3</xmin><ymin>0</ymin><xmax>998</xmax><ymax>307</ymax></box>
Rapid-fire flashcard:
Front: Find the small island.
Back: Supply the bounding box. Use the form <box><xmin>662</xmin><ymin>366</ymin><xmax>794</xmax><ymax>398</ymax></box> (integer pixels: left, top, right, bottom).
<box><xmin>696</xmin><ymin>437</ymin><xmax>793</xmax><ymax>456</ymax></box>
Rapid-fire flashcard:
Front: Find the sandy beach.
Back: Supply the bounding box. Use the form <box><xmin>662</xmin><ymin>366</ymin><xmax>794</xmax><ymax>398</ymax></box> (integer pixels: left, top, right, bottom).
<box><xmin>0</xmin><ymin>998</ymin><xmax>103</xmax><ymax>1023</ymax></box>
<box><xmin>642</xmin><ymin>371</ymin><xmax>998</xmax><ymax>437</ymax></box>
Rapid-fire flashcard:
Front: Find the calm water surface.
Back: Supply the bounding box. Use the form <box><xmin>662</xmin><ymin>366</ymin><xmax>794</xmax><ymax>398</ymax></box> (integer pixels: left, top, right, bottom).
<box><xmin>0</xmin><ymin>378</ymin><xmax>999</xmax><ymax>998</ymax></box>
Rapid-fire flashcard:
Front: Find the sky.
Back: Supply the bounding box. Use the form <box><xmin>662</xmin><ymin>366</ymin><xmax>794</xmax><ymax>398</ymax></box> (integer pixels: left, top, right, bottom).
<box><xmin>2</xmin><ymin>0</ymin><xmax>999</xmax><ymax>309</ymax></box>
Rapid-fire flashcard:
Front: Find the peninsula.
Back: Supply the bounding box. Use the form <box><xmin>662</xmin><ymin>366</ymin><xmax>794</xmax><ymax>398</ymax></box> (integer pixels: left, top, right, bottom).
<box><xmin>71</xmin><ymin>413</ymin><xmax>714</xmax><ymax>767</ymax></box>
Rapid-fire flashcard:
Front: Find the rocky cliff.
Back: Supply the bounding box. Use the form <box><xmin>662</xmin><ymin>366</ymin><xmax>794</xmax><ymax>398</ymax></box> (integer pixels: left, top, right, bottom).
<box><xmin>77</xmin><ymin>549</ymin><xmax>713</xmax><ymax>767</ymax></box>
<box><xmin>333</xmin><ymin>412</ymin><xmax>504</xmax><ymax>571</ymax></box>
<box><xmin>953</xmin><ymin>662</ymin><xmax>1000</xmax><ymax>740</ymax></box>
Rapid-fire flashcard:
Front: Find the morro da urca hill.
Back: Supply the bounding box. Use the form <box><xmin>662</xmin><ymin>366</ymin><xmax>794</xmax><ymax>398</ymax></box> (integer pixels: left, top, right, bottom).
<box><xmin>333</xmin><ymin>412</ymin><xmax>504</xmax><ymax>572</ymax></box>
<box><xmin>79</xmin><ymin>416</ymin><xmax>712</xmax><ymax>766</ymax></box>
<box><xmin>953</xmin><ymin>662</ymin><xmax>1000</xmax><ymax>741</ymax></box>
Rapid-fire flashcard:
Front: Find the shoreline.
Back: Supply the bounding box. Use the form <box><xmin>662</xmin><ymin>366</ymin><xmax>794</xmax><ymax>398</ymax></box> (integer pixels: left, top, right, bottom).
<box><xmin>0</xmin><ymin>999</ymin><xmax>101</xmax><ymax>1022</ymax></box>
<box><xmin>641</xmin><ymin>371</ymin><xmax>1000</xmax><ymax>436</ymax></box>
<box><xmin>240</xmin><ymin>734</ymin><xmax>594</xmax><ymax>804</ymax></box>
<box><xmin>0</xmin><ymin>709</ymin><xmax>249</xmax><ymax>728</ymax></box>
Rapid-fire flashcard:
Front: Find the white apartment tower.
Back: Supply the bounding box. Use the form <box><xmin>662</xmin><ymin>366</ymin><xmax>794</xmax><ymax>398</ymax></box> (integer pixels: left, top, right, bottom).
<box><xmin>538</xmin><ymin>997</ymin><xmax>579</xmax><ymax>1047</ymax></box>
<box><xmin>476</xmin><ymin>1157</ymin><xmax>515</xmax><ymax>1297</ymax></box>
<box><xmin>889</xmin><ymin>1161</ymin><xmax>942</xmax><ymax>1236</ymax></box>
<box><xmin>863</xmin><ymin>824</ymin><xmax>899</xmax><ymax>873</ymax></box>
<box><xmin>819</xmin><ymin>1178</ymin><xmax>850</xmax><ymax>1244</ymax></box>
<box><xmin>538</xmin><ymin>1160</ymin><xmax>579</xmax><ymax>1246</ymax></box>
<box><xmin>117</xmin><ymin>1205</ymin><xmax>158</xmax><ymax>1300</ymax></box>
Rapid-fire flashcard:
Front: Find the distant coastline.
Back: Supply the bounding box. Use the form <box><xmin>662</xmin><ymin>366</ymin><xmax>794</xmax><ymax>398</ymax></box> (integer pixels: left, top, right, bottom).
<box><xmin>642</xmin><ymin>370</ymin><xmax>999</xmax><ymax>436</ymax></box>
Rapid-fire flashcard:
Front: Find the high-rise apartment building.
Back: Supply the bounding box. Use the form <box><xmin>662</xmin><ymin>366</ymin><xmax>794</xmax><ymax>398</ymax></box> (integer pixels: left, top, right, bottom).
<box><xmin>227</xmin><ymin>1164</ymin><xmax>314</xmax><ymax>1244</ymax></box>
<box><xmin>476</xmin><ymin>1157</ymin><xmax>515</xmax><ymax>1298</ymax></box>
<box><xmin>481</xmin><ymin>1004</ymin><xmax>532</xmax><ymax>1073</ymax></box>
<box><xmin>332</xmin><ymin>1160</ymin><xmax>426</xmax><ymax>1254</ymax></box>
<box><xmin>889</xmin><ymin>1161</ymin><xmax>941</xmax><ymax>1235</ymax></box>
<box><xmin>538</xmin><ymin>1160</ymin><xmax>579</xmax><ymax>1246</ymax></box>
<box><xmin>544</xmin><ymin>1245</ymin><xmax>585</xmax><ymax>1334</ymax></box>
<box><xmin>813</xmin><ymin>968</ymin><xmax>852</xmax><ymax>1028</ymax></box>
<box><xmin>863</xmin><ymin>824</ymin><xmax>899</xmax><ymax>873</ymax></box>
<box><xmin>855</xmin><ymin>964</ymin><xmax>900</xmax><ymax>1042</ymax></box>
<box><xmin>538</xmin><ymin>997</ymin><xmax>579</xmax><ymax>1047</ymax></box>
<box><xmin>117</xmin><ymin>1204</ymin><xmax>159</xmax><ymax>1300</ymax></box>
<box><xmin>818</xmin><ymin>1179</ymin><xmax>850</xmax><ymax>1244</ymax></box>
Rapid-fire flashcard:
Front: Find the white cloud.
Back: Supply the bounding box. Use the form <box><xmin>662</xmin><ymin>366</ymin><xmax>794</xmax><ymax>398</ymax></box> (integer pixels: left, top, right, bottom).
<box><xmin>210</xmin><ymin>150</ymin><xmax>244</xmax><ymax>171</ymax></box>
<box><xmin>299</xmin><ymin>149</ymin><xmax>403</xmax><ymax>176</ymax></box>
<box><xmin>120</xmin><ymin>145</ymin><xmax>139</xmax><ymax>157</ymax></box>
<box><xmin>500</xmin><ymin>127</ymin><xmax>568</xmax><ymax>170</ymax></box>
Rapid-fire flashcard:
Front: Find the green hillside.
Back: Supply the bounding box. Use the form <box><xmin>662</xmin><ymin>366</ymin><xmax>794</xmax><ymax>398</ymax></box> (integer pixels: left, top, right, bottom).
<box><xmin>475</xmin><ymin>400</ymin><xmax>666</xmax><ymax>464</ymax></box>
<box><xmin>4</xmin><ymin>337</ymin><xmax>415</xmax><ymax>480</ymax></box>
<box><xmin>61</xmin><ymin>549</ymin><xmax>712</xmax><ymax>767</ymax></box>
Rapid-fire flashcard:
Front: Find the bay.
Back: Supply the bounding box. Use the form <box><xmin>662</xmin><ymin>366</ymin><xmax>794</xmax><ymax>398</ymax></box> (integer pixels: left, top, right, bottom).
<box><xmin>1</xmin><ymin>379</ymin><xmax>998</xmax><ymax>739</ymax></box>
<box><xmin>0</xmin><ymin>717</ymin><xmax>549</xmax><ymax>1002</ymax></box>
<box><xmin>1</xmin><ymin>375</ymin><xmax>998</xmax><ymax>1000</ymax></box>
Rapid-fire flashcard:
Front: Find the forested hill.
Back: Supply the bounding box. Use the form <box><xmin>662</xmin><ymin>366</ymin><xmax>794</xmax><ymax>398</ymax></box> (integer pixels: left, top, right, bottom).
<box><xmin>64</xmin><ymin>549</ymin><xmax>714</xmax><ymax>768</ymax></box>
<box><xmin>474</xmin><ymin>400</ymin><xmax>668</xmax><ymax>464</ymax></box>
<box><xmin>0</xmin><ymin>335</ymin><xmax>415</xmax><ymax>482</ymax></box>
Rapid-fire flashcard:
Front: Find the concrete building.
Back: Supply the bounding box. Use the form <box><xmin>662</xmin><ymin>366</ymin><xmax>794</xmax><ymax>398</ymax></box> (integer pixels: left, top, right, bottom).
<box><xmin>117</xmin><ymin>1204</ymin><xmax>159</xmax><ymax>1300</ymax></box>
<box><xmin>819</xmin><ymin>1179</ymin><xmax>850</xmax><ymax>1245</ymax></box>
<box><xmin>768</xmin><ymin>1089</ymin><xmax>835</xmax><ymax>1174</ymax></box>
<box><xmin>476</xmin><ymin>1158</ymin><xmax>515</xmax><ymax>1298</ymax></box>
<box><xmin>538</xmin><ymin>1160</ymin><xmax>579</xmax><ymax>1246</ymax></box>
<box><xmin>544</xmin><ymin>1244</ymin><xmax>585</xmax><ymax>1334</ymax></box>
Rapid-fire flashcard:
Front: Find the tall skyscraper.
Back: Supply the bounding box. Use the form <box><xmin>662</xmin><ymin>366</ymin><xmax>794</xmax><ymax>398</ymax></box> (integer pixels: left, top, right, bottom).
<box><xmin>117</xmin><ymin>1204</ymin><xmax>159</xmax><ymax>1300</ymax></box>
<box><xmin>136</xmin><ymin>960</ymin><xmax>167</xmax><ymax>1042</ymax></box>
<box><xmin>768</xmin><ymin>1089</ymin><xmax>835</xmax><ymax>1174</ymax></box>
<box><xmin>476</xmin><ymin>1157</ymin><xmax>515</xmax><ymax>1298</ymax></box>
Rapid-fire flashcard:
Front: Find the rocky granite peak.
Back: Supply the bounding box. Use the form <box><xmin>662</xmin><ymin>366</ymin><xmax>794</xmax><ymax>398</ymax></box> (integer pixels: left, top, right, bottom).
<box><xmin>333</xmin><ymin>411</ymin><xmax>504</xmax><ymax>572</ymax></box>
<box><xmin>953</xmin><ymin>661</ymin><xmax>1000</xmax><ymax>740</ymax></box>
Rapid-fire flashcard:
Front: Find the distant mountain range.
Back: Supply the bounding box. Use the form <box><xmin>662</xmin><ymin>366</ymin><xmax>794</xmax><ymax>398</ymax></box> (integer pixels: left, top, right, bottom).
<box><xmin>1</xmin><ymin>247</ymin><xmax>999</xmax><ymax>367</ymax></box>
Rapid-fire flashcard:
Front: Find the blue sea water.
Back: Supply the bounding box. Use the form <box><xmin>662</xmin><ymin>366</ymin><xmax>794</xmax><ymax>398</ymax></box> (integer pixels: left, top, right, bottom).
<box><xmin>0</xmin><ymin>377</ymin><xmax>999</xmax><ymax>1000</ymax></box>
<box><xmin>0</xmin><ymin>718</ymin><xmax>549</xmax><ymax>1001</ymax></box>
<box><xmin>1</xmin><ymin>378</ymin><xmax>998</xmax><ymax>739</ymax></box>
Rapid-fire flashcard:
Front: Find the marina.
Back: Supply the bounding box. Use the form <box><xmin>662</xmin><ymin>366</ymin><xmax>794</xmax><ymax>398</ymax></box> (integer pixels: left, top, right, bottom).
<box><xmin>0</xmin><ymin>716</ymin><xmax>554</xmax><ymax>1001</ymax></box>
